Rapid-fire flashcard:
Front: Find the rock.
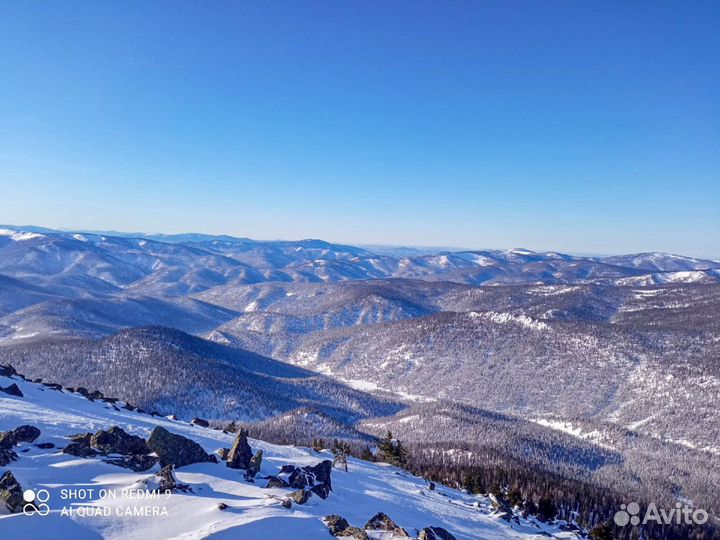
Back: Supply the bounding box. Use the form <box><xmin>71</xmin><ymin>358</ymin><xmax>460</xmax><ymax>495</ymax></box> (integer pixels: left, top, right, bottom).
<box><xmin>418</xmin><ymin>527</ymin><xmax>456</xmax><ymax>540</ymax></box>
<box><xmin>215</xmin><ymin>448</ymin><xmax>230</xmax><ymax>460</ymax></box>
<box><xmin>306</xmin><ymin>459</ymin><xmax>332</xmax><ymax>487</ymax></box>
<box><xmin>338</xmin><ymin>527</ymin><xmax>369</xmax><ymax>540</ymax></box>
<box><xmin>279</xmin><ymin>464</ymin><xmax>297</xmax><ymax>474</ymax></box>
<box><xmin>35</xmin><ymin>442</ymin><xmax>55</xmax><ymax>449</ymax></box>
<box><xmin>43</xmin><ymin>383</ymin><xmax>63</xmax><ymax>391</ymax></box>
<box><xmin>324</xmin><ymin>515</ymin><xmax>350</xmax><ymax>536</ymax></box>
<box><xmin>87</xmin><ymin>390</ymin><xmax>104</xmax><ymax>400</ymax></box>
<box><xmin>0</xmin><ymin>364</ymin><xmax>16</xmax><ymax>378</ymax></box>
<box><xmin>224</xmin><ymin>421</ymin><xmax>238</xmax><ymax>433</ymax></box>
<box><xmin>147</xmin><ymin>464</ymin><xmax>191</xmax><ymax>492</ymax></box>
<box><xmin>106</xmin><ymin>453</ymin><xmax>158</xmax><ymax>472</ymax></box>
<box><xmin>191</xmin><ymin>418</ymin><xmax>209</xmax><ymax>428</ymax></box>
<box><xmin>91</xmin><ymin>426</ymin><xmax>150</xmax><ymax>455</ymax></box>
<box><xmin>0</xmin><ymin>425</ymin><xmax>41</xmax><ymax>449</ymax></box>
<box><xmin>12</xmin><ymin>425</ymin><xmax>41</xmax><ymax>444</ymax></box>
<box><xmin>63</xmin><ymin>436</ymin><xmax>97</xmax><ymax>458</ymax></box>
<box><xmin>288</xmin><ymin>468</ymin><xmax>314</xmax><ymax>489</ymax></box>
<box><xmin>364</xmin><ymin>512</ymin><xmax>409</xmax><ymax>537</ymax></box>
<box><xmin>226</xmin><ymin>429</ymin><xmax>253</xmax><ymax>470</ymax></box>
<box><xmin>147</xmin><ymin>427</ymin><xmax>212</xmax><ymax>468</ymax></box>
<box><xmin>217</xmin><ymin>502</ymin><xmax>228</xmax><ymax>511</ymax></box>
<box><xmin>288</xmin><ymin>489</ymin><xmax>311</xmax><ymax>505</ymax></box>
<box><xmin>428</xmin><ymin>481</ymin><xmax>436</xmax><ymax>491</ymax></box>
<box><xmin>0</xmin><ymin>449</ymin><xmax>18</xmax><ymax>466</ymax></box>
<box><xmin>265</xmin><ymin>475</ymin><xmax>288</xmax><ymax>488</ymax></box>
<box><xmin>0</xmin><ymin>384</ymin><xmax>23</xmax><ymax>397</ymax></box>
<box><xmin>245</xmin><ymin>450</ymin><xmax>262</xmax><ymax>480</ymax></box>
<box><xmin>0</xmin><ymin>471</ymin><xmax>25</xmax><ymax>514</ymax></box>
<box><xmin>310</xmin><ymin>483</ymin><xmax>332</xmax><ymax>500</ymax></box>
<box><xmin>280</xmin><ymin>498</ymin><xmax>292</xmax><ymax>509</ymax></box>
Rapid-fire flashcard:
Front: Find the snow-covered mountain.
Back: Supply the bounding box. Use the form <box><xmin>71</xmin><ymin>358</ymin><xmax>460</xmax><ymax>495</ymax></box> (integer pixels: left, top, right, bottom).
<box><xmin>0</xmin><ymin>367</ymin><xmax>582</xmax><ymax>540</ymax></box>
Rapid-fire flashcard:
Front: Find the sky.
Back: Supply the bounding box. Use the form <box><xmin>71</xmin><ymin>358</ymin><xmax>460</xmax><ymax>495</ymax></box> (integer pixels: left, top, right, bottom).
<box><xmin>0</xmin><ymin>1</ymin><xmax>718</xmax><ymax>257</ymax></box>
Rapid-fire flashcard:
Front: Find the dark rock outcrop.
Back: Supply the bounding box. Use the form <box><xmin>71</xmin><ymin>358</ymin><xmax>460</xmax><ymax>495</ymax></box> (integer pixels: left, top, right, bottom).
<box><xmin>147</xmin><ymin>427</ymin><xmax>213</xmax><ymax>468</ymax></box>
<box><xmin>63</xmin><ymin>433</ymin><xmax>97</xmax><ymax>458</ymax></box>
<box><xmin>0</xmin><ymin>471</ymin><xmax>25</xmax><ymax>514</ymax></box>
<box><xmin>265</xmin><ymin>475</ymin><xmax>288</xmax><ymax>488</ymax></box>
<box><xmin>0</xmin><ymin>383</ymin><xmax>23</xmax><ymax>397</ymax></box>
<box><xmin>191</xmin><ymin>418</ymin><xmax>209</xmax><ymax>428</ymax></box>
<box><xmin>288</xmin><ymin>489</ymin><xmax>311</xmax><ymax>505</ymax></box>
<box><xmin>245</xmin><ymin>450</ymin><xmax>263</xmax><ymax>480</ymax></box>
<box><xmin>215</xmin><ymin>448</ymin><xmax>230</xmax><ymax>460</ymax></box>
<box><xmin>364</xmin><ymin>512</ymin><xmax>409</xmax><ymax>537</ymax></box>
<box><xmin>1</xmin><ymin>425</ymin><xmax>41</xmax><ymax>449</ymax></box>
<box><xmin>226</xmin><ymin>429</ymin><xmax>253</xmax><ymax>470</ymax></box>
<box><xmin>145</xmin><ymin>464</ymin><xmax>192</xmax><ymax>493</ymax></box>
<box><xmin>324</xmin><ymin>515</ymin><xmax>350</xmax><ymax>535</ymax></box>
<box><xmin>91</xmin><ymin>427</ymin><xmax>150</xmax><ymax>455</ymax></box>
<box><xmin>283</xmin><ymin>459</ymin><xmax>333</xmax><ymax>498</ymax></box>
<box><xmin>418</xmin><ymin>527</ymin><xmax>456</xmax><ymax>540</ymax></box>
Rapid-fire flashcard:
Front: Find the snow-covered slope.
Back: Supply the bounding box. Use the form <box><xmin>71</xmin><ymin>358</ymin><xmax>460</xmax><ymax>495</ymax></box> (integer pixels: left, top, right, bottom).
<box><xmin>0</xmin><ymin>370</ymin><xmax>580</xmax><ymax>540</ymax></box>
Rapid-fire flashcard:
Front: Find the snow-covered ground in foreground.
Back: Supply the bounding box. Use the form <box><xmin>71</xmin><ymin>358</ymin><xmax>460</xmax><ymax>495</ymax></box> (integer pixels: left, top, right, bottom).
<box><xmin>0</xmin><ymin>372</ymin><xmax>580</xmax><ymax>540</ymax></box>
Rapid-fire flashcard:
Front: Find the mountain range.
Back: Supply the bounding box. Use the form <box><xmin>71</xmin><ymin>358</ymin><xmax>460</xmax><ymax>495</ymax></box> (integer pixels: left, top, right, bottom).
<box><xmin>0</xmin><ymin>224</ymin><xmax>718</xmax><ymax>530</ymax></box>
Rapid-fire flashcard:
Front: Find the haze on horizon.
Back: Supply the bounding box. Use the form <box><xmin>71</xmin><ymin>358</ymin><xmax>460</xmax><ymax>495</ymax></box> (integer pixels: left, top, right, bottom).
<box><xmin>0</xmin><ymin>2</ymin><xmax>718</xmax><ymax>258</ymax></box>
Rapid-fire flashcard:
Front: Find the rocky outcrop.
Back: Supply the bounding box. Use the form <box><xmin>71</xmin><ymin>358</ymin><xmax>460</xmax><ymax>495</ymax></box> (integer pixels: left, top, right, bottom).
<box><xmin>142</xmin><ymin>464</ymin><xmax>192</xmax><ymax>493</ymax></box>
<box><xmin>63</xmin><ymin>427</ymin><xmax>158</xmax><ymax>471</ymax></box>
<box><xmin>0</xmin><ymin>425</ymin><xmax>41</xmax><ymax>449</ymax></box>
<box><xmin>226</xmin><ymin>429</ymin><xmax>253</xmax><ymax>470</ymax></box>
<box><xmin>215</xmin><ymin>447</ymin><xmax>230</xmax><ymax>460</ymax></box>
<box><xmin>288</xmin><ymin>489</ymin><xmax>311</xmax><ymax>505</ymax></box>
<box><xmin>418</xmin><ymin>527</ymin><xmax>456</xmax><ymax>540</ymax></box>
<box><xmin>265</xmin><ymin>475</ymin><xmax>288</xmax><ymax>488</ymax></box>
<box><xmin>245</xmin><ymin>450</ymin><xmax>262</xmax><ymax>480</ymax></box>
<box><xmin>0</xmin><ymin>383</ymin><xmax>23</xmax><ymax>397</ymax></box>
<box><xmin>63</xmin><ymin>433</ymin><xmax>97</xmax><ymax>458</ymax></box>
<box><xmin>91</xmin><ymin>426</ymin><xmax>150</xmax><ymax>455</ymax></box>
<box><xmin>364</xmin><ymin>512</ymin><xmax>410</xmax><ymax>537</ymax></box>
<box><xmin>280</xmin><ymin>459</ymin><xmax>333</xmax><ymax>498</ymax></box>
<box><xmin>0</xmin><ymin>471</ymin><xmax>25</xmax><ymax>514</ymax></box>
<box><xmin>147</xmin><ymin>426</ymin><xmax>213</xmax><ymax>468</ymax></box>
<box><xmin>191</xmin><ymin>418</ymin><xmax>209</xmax><ymax>428</ymax></box>
<box><xmin>324</xmin><ymin>515</ymin><xmax>350</xmax><ymax>535</ymax></box>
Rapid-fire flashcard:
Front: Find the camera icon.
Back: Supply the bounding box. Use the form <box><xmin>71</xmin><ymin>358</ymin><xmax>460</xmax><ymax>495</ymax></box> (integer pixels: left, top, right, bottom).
<box><xmin>22</xmin><ymin>489</ymin><xmax>50</xmax><ymax>516</ymax></box>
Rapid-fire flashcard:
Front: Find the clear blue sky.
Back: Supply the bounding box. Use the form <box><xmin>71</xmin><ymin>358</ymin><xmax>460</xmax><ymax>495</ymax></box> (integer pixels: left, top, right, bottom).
<box><xmin>0</xmin><ymin>1</ymin><xmax>718</xmax><ymax>256</ymax></box>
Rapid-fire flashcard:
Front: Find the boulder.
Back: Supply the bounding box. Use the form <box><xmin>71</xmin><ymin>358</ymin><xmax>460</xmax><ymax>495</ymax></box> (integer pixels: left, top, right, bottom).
<box><xmin>215</xmin><ymin>448</ymin><xmax>230</xmax><ymax>460</ymax></box>
<box><xmin>0</xmin><ymin>384</ymin><xmax>23</xmax><ymax>397</ymax></box>
<box><xmin>280</xmin><ymin>498</ymin><xmax>292</xmax><ymax>509</ymax></box>
<box><xmin>146</xmin><ymin>464</ymin><xmax>191</xmax><ymax>493</ymax></box>
<box><xmin>12</xmin><ymin>425</ymin><xmax>41</xmax><ymax>444</ymax></box>
<box><xmin>265</xmin><ymin>475</ymin><xmax>288</xmax><ymax>488</ymax></box>
<box><xmin>0</xmin><ymin>425</ymin><xmax>41</xmax><ymax>449</ymax></box>
<box><xmin>226</xmin><ymin>429</ymin><xmax>253</xmax><ymax>470</ymax></box>
<box><xmin>418</xmin><ymin>527</ymin><xmax>456</xmax><ymax>540</ymax></box>
<box><xmin>288</xmin><ymin>489</ymin><xmax>311</xmax><ymax>505</ymax></box>
<box><xmin>245</xmin><ymin>450</ymin><xmax>262</xmax><ymax>480</ymax></box>
<box><xmin>338</xmin><ymin>528</ymin><xmax>369</xmax><ymax>540</ymax></box>
<box><xmin>428</xmin><ymin>481</ymin><xmax>436</xmax><ymax>491</ymax></box>
<box><xmin>217</xmin><ymin>502</ymin><xmax>228</xmax><ymax>511</ymax></box>
<box><xmin>91</xmin><ymin>426</ymin><xmax>150</xmax><ymax>455</ymax></box>
<box><xmin>147</xmin><ymin>427</ymin><xmax>212</xmax><ymax>468</ymax></box>
<box><xmin>191</xmin><ymin>418</ymin><xmax>209</xmax><ymax>428</ymax></box>
<box><xmin>0</xmin><ymin>449</ymin><xmax>17</xmax><ymax>466</ymax></box>
<box><xmin>35</xmin><ymin>443</ymin><xmax>55</xmax><ymax>449</ymax></box>
<box><xmin>0</xmin><ymin>471</ymin><xmax>25</xmax><ymax>514</ymax></box>
<box><xmin>306</xmin><ymin>459</ymin><xmax>332</xmax><ymax>487</ymax></box>
<box><xmin>324</xmin><ymin>515</ymin><xmax>350</xmax><ymax>535</ymax></box>
<box><xmin>63</xmin><ymin>435</ymin><xmax>97</xmax><ymax>458</ymax></box>
<box><xmin>311</xmin><ymin>483</ymin><xmax>332</xmax><ymax>500</ymax></box>
<box><xmin>364</xmin><ymin>512</ymin><xmax>409</xmax><ymax>537</ymax></box>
